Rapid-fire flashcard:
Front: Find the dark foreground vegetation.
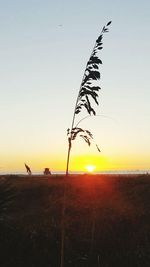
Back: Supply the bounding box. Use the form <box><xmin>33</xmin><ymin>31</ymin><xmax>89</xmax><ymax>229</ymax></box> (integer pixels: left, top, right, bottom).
<box><xmin>0</xmin><ymin>174</ymin><xmax>150</xmax><ymax>267</ymax></box>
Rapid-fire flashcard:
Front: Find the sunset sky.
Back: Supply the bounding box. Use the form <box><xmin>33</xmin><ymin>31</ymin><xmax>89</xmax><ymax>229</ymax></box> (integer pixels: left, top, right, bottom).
<box><xmin>0</xmin><ymin>0</ymin><xmax>150</xmax><ymax>173</ymax></box>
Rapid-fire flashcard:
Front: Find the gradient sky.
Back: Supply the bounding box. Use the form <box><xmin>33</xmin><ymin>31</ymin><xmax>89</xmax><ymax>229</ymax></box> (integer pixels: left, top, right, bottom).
<box><xmin>0</xmin><ymin>0</ymin><xmax>150</xmax><ymax>173</ymax></box>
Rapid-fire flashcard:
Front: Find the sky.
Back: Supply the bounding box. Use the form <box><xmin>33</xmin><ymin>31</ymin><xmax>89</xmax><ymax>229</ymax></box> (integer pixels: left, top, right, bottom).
<box><xmin>0</xmin><ymin>0</ymin><xmax>150</xmax><ymax>173</ymax></box>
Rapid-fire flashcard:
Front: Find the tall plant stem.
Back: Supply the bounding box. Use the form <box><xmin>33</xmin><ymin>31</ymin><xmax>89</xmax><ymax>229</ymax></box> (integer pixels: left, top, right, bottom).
<box><xmin>60</xmin><ymin>181</ymin><xmax>66</xmax><ymax>267</ymax></box>
<box><xmin>66</xmin><ymin>144</ymin><xmax>71</xmax><ymax>176</ymax></box>
<box><xmin>66</xmin><ymin>96</ymin><xmax>79</xmax><ymax>176</ymax></box>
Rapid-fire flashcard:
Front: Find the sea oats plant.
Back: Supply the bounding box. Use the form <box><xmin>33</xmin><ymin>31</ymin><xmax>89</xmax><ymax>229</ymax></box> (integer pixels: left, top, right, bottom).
<box><xmin>66</xmin><ymin>21</ymin><xmax>112</xmax><ymax>176</ymax></box>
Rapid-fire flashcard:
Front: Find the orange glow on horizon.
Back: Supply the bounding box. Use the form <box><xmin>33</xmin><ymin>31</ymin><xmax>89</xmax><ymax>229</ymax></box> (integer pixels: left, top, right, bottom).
<box><xmin>0</xmin><ymin>152</ymin><xmax>150</xmax><ymax>173</ymax></box>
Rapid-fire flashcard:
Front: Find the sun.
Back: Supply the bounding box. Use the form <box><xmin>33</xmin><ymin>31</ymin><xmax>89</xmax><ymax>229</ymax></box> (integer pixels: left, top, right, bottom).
<box><xmin>84</xmin><ymin>165</ymin><xmax>96</xmax><ymax>173</ymax></box>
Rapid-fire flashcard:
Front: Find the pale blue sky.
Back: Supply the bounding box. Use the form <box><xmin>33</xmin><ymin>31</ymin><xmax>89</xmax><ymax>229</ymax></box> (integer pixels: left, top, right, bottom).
<box><xmin>0</xmin><ymin>0</ymin><xmax>150</xmax><ymax>172</ymax></box>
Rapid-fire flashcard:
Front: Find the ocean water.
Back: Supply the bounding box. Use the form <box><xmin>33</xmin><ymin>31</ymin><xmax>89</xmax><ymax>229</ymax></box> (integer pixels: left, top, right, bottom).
<box><xmin>0</xmin><ymin>170</ymin><xmax>149</xmax><ymax>175</ymax></box>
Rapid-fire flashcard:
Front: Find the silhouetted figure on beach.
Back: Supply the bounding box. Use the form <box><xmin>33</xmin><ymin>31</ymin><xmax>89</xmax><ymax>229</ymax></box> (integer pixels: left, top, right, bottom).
<box><xmin>24</xmin><ymin>163</ymin><xmax>32</xmax><ymax>175</ymax></box>
<box><xmin>44</xmin><ymin>168</ymin><xmax>51</xmax><ymax>175</ymax></box>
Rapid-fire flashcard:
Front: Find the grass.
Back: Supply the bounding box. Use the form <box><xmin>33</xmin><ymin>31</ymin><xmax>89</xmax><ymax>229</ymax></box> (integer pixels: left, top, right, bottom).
<box><xmin>0</xmin><ymin>174</ymin><xmax>150</xmax><ymax>266</ymax></box>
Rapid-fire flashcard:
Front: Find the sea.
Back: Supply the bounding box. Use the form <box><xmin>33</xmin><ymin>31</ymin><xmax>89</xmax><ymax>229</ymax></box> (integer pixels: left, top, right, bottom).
<box><xmin>0</xmin><ymin>170</ymin><xmax>149</xmax><ymax>175</ymax></box>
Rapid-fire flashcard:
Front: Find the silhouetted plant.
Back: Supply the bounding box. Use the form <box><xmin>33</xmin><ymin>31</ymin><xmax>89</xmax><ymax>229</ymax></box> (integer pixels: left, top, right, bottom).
<box><xmin>66</xmin><ymin>21</ymin><xmax>112</xmax><ymax>176</ymax></box>
<box><xmin>0</xmin><ymin>178</ymin><xmax>15</xmax><ymax>221</ymax></box>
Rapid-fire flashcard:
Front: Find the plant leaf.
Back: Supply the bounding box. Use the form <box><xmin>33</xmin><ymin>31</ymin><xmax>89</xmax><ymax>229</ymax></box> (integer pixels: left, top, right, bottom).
<box><xmin>80</xmin><ymin>135</ymin><xmax>91</xmax><ymax>146</ymax></box>
<box><xmin>88</xmin><ymin>56</ymin><xmax>102</xmax><ymax>65</ymax></box>
<box><xmin>96</xmin><ymin>35</ymin><xmax>103</xmax><ymax>43</ymax></box>
<box><xmin>85</xmin><ymin>130</ymin><xmax>93</xmax><ymax>138</ymax></box>
<box><xmin>93</xmin><ymin>64</ymin><xmax>99</xmax><ymax>69</ymax></box>
<box><xmin>85</xmin><ymin>86</ymin><xmax>101</xmax><ymax>91</ymax></box>
<box><xmin>96</xmin><ymin>144</ymin><xmax>101</xmax><ymax>152</ymax></box>
<box><xmin>71</xmin><ymin>127</ymin><xmax>85</xmax><ymax>140</ymax></box>
<box><xmin>106</xmin><ymin>21</ymin><xmax>112</xmax><ymax>26</ymax></box>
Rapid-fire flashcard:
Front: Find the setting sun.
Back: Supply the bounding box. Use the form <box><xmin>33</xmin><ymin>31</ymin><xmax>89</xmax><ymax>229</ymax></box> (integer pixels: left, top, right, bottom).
<box><xmin>85</xmin><ymin>165</ymin><xmax>96</xmax><ymax>173</ymax></box>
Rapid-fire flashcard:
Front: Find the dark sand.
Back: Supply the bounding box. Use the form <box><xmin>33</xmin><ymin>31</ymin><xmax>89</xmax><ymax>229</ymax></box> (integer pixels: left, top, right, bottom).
<box><xmin>0</xmin><ymin>174</ymin><xmax>150</xmax><ymax>266</ymax></box>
